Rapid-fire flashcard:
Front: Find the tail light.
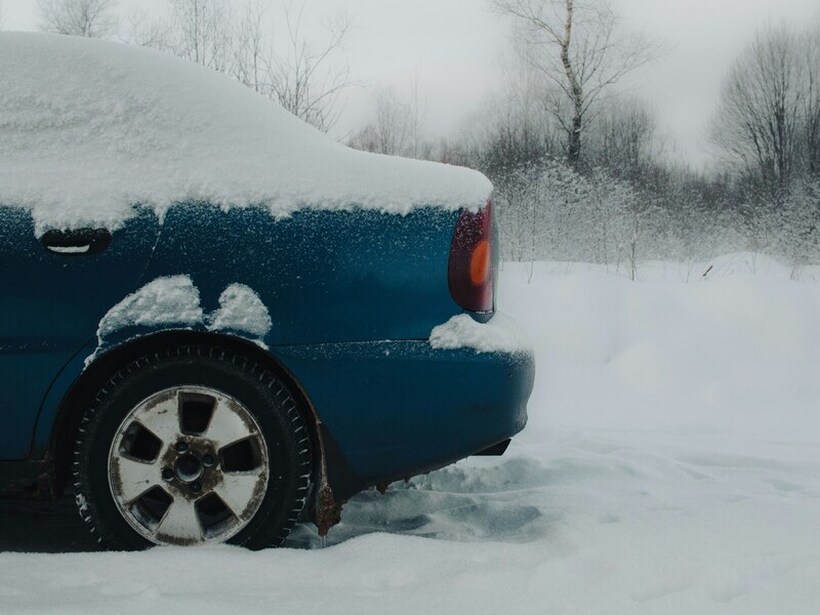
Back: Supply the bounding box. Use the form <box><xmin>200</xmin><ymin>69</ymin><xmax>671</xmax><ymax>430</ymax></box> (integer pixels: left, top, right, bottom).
<box><xmin>448</xmin><ymin>199</ymin><xmax>494</xmax><ymax>313</ymax></box>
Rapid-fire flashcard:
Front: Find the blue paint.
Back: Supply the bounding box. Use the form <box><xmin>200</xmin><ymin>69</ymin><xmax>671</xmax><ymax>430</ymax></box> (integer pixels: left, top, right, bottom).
<box><xmin>0</xmin><ymin>206</ymin><xmax>159</xmax><ymax>458</ymax></box>
<box><xmin>2</xmin><ymin>203</ymin><xmax>532</xmax><ymax>488</ymax></box>
<box><xmin>274</xmin><ymin>341</ymin><xmax>532</xmax><ymax>480</ymax></box>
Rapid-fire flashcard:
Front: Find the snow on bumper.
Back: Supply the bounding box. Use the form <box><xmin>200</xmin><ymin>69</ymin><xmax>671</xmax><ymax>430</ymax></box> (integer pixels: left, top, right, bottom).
<box><xmin>429</xmin><ymin>312</ymin><xmax>533</xmax><ymax>356</ymax></box>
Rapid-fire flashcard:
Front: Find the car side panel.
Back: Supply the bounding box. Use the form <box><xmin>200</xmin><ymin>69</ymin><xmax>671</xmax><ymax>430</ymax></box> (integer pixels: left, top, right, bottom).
<box><xmin>26</xmin><ymin>204</ymin><xmax>534</xmax><ymax>499</ymax></box>
<box><xmin>140</xmin><ymin>204</ymin><xmax>461</xmax><ymax>344</ymax></box>
<box><xmin>0</xmin><ymin>207</ymin><xmax>159</xmax><ymax>459</ymax></box>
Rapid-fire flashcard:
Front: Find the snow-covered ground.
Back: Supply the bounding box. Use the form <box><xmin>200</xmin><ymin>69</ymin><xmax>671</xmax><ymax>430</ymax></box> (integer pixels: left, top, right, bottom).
<box><xmin>3</xmin><ymin>253</ymin><xmax>820</xmax><ymax>614</ymax></box>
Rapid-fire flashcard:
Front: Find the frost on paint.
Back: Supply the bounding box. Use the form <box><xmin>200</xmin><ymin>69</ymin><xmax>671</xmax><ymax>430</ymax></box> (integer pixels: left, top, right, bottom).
<box><xmin>207</xmin><ymin>284</ymin><xmax>272</xmax><ymax>338</ymax></box>
<box><xmin>96</xmin><ymin>275</ymin><xmax>204</xmax><ymax>341</ymax></box>
<box><xmin>429</xmin><ymin>312</ymin><xmax>532</xmax><ymax>355</ymax></box>
<box><xmin>0</xmin><ymin>33</ymin><xmax>492</xmax><ymax>237</ymax></box>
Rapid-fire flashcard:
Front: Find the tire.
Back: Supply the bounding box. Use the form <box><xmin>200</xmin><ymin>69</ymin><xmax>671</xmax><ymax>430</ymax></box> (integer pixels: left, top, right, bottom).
<box><xmin>72</xmin><ymin>345</ymin><xmax>312</xmax><ymax>550</ymax></box>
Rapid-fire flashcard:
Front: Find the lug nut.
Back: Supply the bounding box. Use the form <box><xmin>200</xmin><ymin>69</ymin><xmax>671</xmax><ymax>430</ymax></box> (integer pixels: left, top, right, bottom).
<box><xmin>175</xmin><ymin>441</ymin><xmax>188</xmax><ymax>453</ymax></box>
<box><xmin>202</xmin><ymin>454</ymin><xmax>215</xmax><ymax>467</ymax></box>
<box><xmin>191</xmin><ymin>482</ymin><xmax>202</xmax><ymax>494</ymax></box>
<box><xmin>162</xmin><ymin>468</ymin><xmax>174</xmax><ymax>481</ymax></box>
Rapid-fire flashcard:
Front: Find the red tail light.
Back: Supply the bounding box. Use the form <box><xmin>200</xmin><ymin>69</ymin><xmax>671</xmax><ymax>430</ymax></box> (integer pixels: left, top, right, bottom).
<box><xmin>448</xmin><ymin>200</ymin><xmax>494</xmax><ymax>313</ymax></box>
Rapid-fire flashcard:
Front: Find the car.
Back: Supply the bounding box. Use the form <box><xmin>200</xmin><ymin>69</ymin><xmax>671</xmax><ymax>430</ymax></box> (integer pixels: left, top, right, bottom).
<box><xmin>0</xmin><ymin>33</ymin><xmax>534</xmax><ymax>550</ymax></box>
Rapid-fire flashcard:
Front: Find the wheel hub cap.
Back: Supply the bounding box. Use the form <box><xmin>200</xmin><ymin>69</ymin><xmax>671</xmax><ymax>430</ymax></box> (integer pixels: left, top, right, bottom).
<box><xmin>174</xmin><ymin>454</ymin><xmax>203</xmax><ymax>483</ymax></box>
<box><xmin>107</xmin><ymin>386</ymin><xmax>269</xmax><ymax>546</ymax></box>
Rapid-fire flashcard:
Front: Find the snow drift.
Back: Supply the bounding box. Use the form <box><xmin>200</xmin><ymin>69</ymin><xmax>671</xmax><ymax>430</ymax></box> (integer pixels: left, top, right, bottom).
<box><xmin>0</xmin><ymin>33</ymin><xmax>491</xmax><ymax>235</ymax></box>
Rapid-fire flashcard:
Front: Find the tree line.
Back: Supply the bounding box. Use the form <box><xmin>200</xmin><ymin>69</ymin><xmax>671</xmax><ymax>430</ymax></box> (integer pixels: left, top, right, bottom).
<box><xmin>25</xmin><ymin>0</ymin><xmax>820</xmax><ymax>274</ymax></box>
<box><xmin>351</xmin><ymin>5</ymin><xmax>820</xmax><ymax>275</ymax></box>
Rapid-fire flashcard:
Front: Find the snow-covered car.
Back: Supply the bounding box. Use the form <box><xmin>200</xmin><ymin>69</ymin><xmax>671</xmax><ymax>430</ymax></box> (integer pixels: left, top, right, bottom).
<box><xmin>0</xmin><ymin>33</ymin><xmax>534</xmax><ymax>549</ymax></box>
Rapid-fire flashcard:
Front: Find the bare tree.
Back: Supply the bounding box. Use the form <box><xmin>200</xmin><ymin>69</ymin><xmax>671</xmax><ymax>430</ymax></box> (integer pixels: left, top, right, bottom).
<box><xmin>122</xmin><ymin>7</ymin><xmax>169</xmax><ymax>48</ymax></box>
<box><xmin>37</xmin><ymin>0</ymin><xmax>118</xmax><ymax>37</ymax></box>
<box><xmin>348</xmin><ymin>87</ymin><xmax>411</xmax><ymax>155</ymax></box>
<box><xmin>163</xmin><ymin>0</ymin><xmax>233</xmax><ymax>71</ymax></box>
<box><xmin>491</xmin><ymin>0</ymin><xmax>658</xmax><ymax>167</ymax></box>
<box><xmin>129</xmin><ymin>0</ymin><xmax>353</xmax><ymax>133</ymax></box>
<box><xmin>349</xmin><ymin>76</ymin><xmax>431</xmax><ymax>158</ymax></box>
<box><xmin>127</xmin><ymin>1</ymin><xmax>237</xmax><ymax>73</ymax></box>
<box><xmin>266</xmin><ymin>1</ymin><xmax>353</xmax><ymax>132</ymax></box>
<box><xmin>407</xmin><ymin>70</ymin><xmax>429</xmax><ymax>158</ymax></box>
<box><xmin>711</xmin><ymin>24</ymin><xmax>805</xmax><ymax>194</ymax></box>
<box><xmin>231</xmin><ymin>0</ymin><xmax>268</xmax><ymax>93</ymax></box>
<box><xmin>803</xmin><ymin>24</ymin><xmax>820</xmax><ymax>178</ymax></box>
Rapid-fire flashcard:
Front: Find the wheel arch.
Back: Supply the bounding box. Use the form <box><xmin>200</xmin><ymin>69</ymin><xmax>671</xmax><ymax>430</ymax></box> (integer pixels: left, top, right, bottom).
<box><xmin>49</xmin><ymin>330</ymin><xmax>325</xmax><ymax>503</ymax></box>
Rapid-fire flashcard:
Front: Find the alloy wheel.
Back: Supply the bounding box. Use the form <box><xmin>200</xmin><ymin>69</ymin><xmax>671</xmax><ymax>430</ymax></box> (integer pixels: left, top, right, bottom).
<box><xmin>107</xmin><ymin>386</ymin><xmax>269</xmax><ymax>546</ymax></box>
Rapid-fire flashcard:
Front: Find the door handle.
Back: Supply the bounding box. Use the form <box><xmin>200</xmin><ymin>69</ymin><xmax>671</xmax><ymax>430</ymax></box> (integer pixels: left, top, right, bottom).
<box><xmin>41</xmin><ymin>228</ymin><xmax>112</xmax><ymax>255</ymax></box>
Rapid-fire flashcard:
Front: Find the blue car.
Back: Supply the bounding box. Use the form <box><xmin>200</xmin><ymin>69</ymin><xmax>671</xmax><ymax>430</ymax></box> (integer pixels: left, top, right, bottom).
<box><xmin>0</xmin><ymin>33</ymin><xmax>534</xmax><ymax>549</ymax></box>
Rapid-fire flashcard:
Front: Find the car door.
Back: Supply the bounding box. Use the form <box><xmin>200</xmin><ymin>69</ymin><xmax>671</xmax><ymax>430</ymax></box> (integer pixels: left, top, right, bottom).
<box><xmin>0</xmin><ymin>205</ymin><xmax>160</xmax><ymax>459</ymax></box>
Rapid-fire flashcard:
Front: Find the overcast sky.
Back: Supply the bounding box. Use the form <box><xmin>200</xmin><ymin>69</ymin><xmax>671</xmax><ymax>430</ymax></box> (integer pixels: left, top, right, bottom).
<box><xmin>2</xmin><ymin>0</ymin><xmax>819</xmax><ymax>168</ymax></box>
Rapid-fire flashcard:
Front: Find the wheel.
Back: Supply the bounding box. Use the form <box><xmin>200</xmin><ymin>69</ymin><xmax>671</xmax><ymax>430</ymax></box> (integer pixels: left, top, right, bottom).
<box><xmin>72</xmin><ymin>346</ymin><xmax>312</xmax><ymax>550</ymax></box>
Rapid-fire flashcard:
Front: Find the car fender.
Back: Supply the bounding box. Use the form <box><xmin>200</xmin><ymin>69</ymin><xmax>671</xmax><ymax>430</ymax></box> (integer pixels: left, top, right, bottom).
<box><xmin>32</xmin><ymin>277</ymin><xmax>278</xmax><ymax>459</ymax></box>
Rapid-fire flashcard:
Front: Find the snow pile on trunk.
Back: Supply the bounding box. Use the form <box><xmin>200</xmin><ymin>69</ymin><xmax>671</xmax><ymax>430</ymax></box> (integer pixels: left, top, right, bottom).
<box><xmin>0</xmin><ymin>33</ymin><xmax>491</xmax><ymax>236</ymax></box>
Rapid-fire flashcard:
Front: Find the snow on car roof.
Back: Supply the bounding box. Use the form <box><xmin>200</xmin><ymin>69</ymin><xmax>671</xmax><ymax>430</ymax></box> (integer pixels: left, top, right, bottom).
<box><xmin>0</xmin><ymin>33</ymin><xmax>492</xmax><ymax>235</ymax></box>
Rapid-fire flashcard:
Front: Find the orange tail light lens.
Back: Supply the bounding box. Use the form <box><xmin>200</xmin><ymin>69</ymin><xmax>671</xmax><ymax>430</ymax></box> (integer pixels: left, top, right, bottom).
<box><xmin>470</xmin><ymin>239</ymin><xmax>491</xmax><ymax>286</ymax></box>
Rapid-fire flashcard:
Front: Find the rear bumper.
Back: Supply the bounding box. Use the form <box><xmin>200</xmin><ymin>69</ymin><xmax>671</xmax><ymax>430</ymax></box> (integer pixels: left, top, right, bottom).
<box><xmin>274</xmin><ymin>336</ymin><xmax>534</xmax><ymax>500</ymax></box>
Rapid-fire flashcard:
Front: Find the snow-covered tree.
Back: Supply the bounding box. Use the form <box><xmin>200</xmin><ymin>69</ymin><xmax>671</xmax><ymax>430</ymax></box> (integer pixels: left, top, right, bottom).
<box><xmin>770</xmin><ymin>180</ymin><xmax>820</xmax><ymax>275</ymax></box>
